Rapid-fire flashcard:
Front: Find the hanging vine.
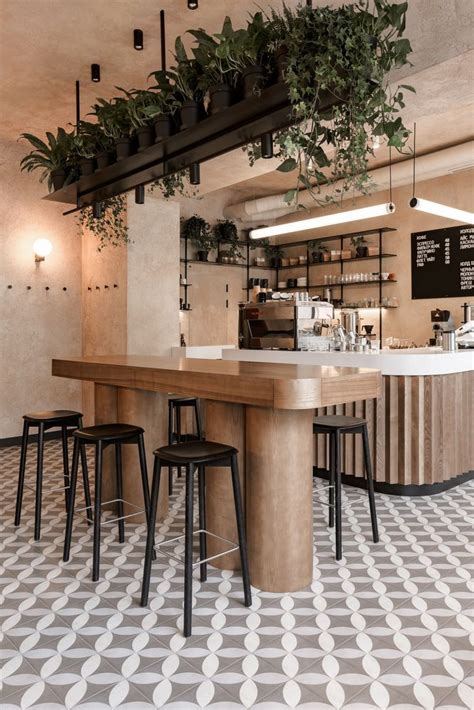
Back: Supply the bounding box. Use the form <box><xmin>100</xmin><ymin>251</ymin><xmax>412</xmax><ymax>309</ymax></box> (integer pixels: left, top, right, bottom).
<box><xmin>77</xmin><ymin>195</ymin><xmax>130</xmax><ymax>251</ymax></box>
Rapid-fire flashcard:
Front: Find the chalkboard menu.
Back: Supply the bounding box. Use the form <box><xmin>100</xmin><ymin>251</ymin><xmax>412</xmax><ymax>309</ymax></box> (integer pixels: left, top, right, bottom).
<box><xmin>411</xmin><ymin>225</ymin><xmax>474</xmax><ymax>299</ymax></box>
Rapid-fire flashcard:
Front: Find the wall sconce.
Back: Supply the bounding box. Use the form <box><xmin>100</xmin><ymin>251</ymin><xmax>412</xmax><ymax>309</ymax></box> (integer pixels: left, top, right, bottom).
<box><xmin>33</xmin><ymin>238</ymin><xmax>53</xmax><ymax>263</ymax></box>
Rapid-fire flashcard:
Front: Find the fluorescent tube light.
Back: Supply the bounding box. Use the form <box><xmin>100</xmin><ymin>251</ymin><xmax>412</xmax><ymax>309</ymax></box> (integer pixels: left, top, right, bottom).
<box><xmin>409</xmin><ymin>197</ymin><xmax>474</xmax><ymax>225</ymax></box>
<box><xmin>249</xmin><ymin>203</ymin><xmax>395</xmax><ymax>239</ymax></box>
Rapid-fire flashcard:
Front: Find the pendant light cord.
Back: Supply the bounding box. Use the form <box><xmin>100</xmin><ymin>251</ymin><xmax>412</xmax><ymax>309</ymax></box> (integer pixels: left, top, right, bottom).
<box><xmin>389</xmin><ymin>146</ymin><xmax>392</xmax><ymax>204</ymax></box>
<box><xmin>412</xmin><ymin>122</ymin><xmax>416</xmax><ymax>199</ymax></box>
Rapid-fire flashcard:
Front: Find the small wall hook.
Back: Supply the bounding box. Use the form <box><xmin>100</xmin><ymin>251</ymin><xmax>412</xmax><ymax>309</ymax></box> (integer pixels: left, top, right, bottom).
<box><xmin>113</xmin><ymin>284</ymin><xmax>118</xmax><ymax>288</ymax></box>
<box><xmin>104</xmin><ymin>284</ymin><xmax>109</xmax><ymax>289</ymax></box>
<box><xmin>7</xmin><ymin>284</ymin><xmax>13</xmax><ymax>289</ymax></box>
<box><xmin>63</xmin><ymin>287</ymin><xmax>67</xmax><ymax>291</ymax></box>
<box><xmin>87</xmin><ymin>287</ymin><xmax>92</xmax><ymax>291</ymax></box>
<box><xmin>95</xmin><ymin>286</ymin><xmax>100</xmax><ymax>290</ymax></box>
<box><xmin>27</xmin><ymin>286</ymin><xmax>32</xmax><ymax>290</ymax></box>
<box><xmin>45</xmin><ymin>286</ymin><xmax>50</xmax><ymax>291</ymax></box>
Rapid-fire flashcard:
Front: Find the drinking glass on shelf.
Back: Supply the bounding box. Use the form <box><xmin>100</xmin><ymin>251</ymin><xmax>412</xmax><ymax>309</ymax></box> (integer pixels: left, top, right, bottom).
<box><xmin>371</xmin><ymin>339</ymin><xmax>380</xmax><ymax>353</ymax></box>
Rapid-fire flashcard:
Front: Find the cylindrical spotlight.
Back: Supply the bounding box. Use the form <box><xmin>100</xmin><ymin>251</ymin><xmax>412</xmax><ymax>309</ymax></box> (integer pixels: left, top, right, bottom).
<box><xmin>91</xmin><ymin>64</ymin><xmax>101</xmax><ymax>82</ymax></box>
<box><xmin>261</xmin><ymin>132</ymin><xmax>274</xmax><ymax>159</ymax></box>
<box><xmin>135</xmin><ymin>185</ymin><xmax>145</xmax><ymax>204</ymax></box>
<box><xmin>187</xmin><ymin>0</ymin><xmax>198</xmax><ymax>9</ymax></box>
<box><xmin>133</xmin><ymin>29</ymin><xmax>144</xmax><ymax>50</ymax></box>
<box><xmin>92</xmin><ymin>202</ymin><xmax>102</xmax><ymax>219</ymax></box>
<box><xmin>189</xmin><ymin>163</ymin><xmax>200</xmax><ymax>185</ymax></box>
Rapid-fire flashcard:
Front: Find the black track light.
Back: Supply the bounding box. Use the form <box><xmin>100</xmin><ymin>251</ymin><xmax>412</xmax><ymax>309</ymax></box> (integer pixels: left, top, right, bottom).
<box><xmin>135</xmin><ymin>185</ymin><xmax>145</xmax><ymax>204</ymax></box>
<box><xmin>92</xmin><ymin>202</ymin><xmax>102</xmax><ymax>219</ymax></box>
<box><xmin>134</xmin><ymin>29</ymin><xmax>144</xmax><ymax>50</ymax></box>
<box><xmin>189</xmin><ymin>163</ymin><xmax>200</xmax><ymax>185</ymax></box>
<box><xmin>261</xmin><ymin>132</ymin><xmax>274</xmax><ymax>159</ymax></box>
<box><xmin>91</xmin><ymin>64</ymin><xmax>100</xmax><ymax>82</ymax></box>
<box><xmin>187</xmin><ymin>0</ymin><xmax>198</xmax><ymax>9</ymax></box>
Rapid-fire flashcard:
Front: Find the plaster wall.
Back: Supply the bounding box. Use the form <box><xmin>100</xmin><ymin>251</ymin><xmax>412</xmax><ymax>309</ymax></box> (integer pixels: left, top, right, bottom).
<box><xmin>0</xmin><ymin>139</ymin><xmax>82</xmax><ymax>439</ymax></box>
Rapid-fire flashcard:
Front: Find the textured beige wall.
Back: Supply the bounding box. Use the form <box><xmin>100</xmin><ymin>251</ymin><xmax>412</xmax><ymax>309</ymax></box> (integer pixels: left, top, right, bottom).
<box><xmin>0</xmin><ymin>139</ymin><xmax>82</xmax><ymax>438</ymax></box>
<box><xmin>126</xmin><ymin>194</ymin><xmax>180</xmax><ymax>356</ymax></box>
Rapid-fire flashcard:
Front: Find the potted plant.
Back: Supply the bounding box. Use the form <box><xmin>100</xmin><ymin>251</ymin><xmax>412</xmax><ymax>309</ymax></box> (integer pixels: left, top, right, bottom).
<box><xmin>19</xmin><ymin>127</ymin><xmax>77</xmax><ymax>191</ymax></box>
<box><xmin>308</xmin><ymin>241</ymin><xmax>329</xmax><ymax>263</ymax></box>
<box><xmin>182</xmin><ymin>215</ymin><xmax>215</xmax><ymax>261</ymax></box>
<box><xmin>189</xmin><ymin>17</ymin><xmax>243</xmax><ymax>114</ymax></box>
<box><xmin>168</xmin><ymin>38</ymin><xmax>204</xmax><ymax>129</ymax></box>
<box><xmin>120</xmin><ymin>88</ymin><xmax>161</xmax><ymax>150</ymax></box>
<box><xmin>147</xmin><ymin>63</ymin><xmax>191</xmax><ymax>138</ymax></box>
<box><xmin>261</xmin><ymin>239</ymin><xmax>284</xmax><ymax>267</ymax></box>
<box><xmin>90</xmin><ymin>96</ymin><xmax>133</xmax><ymax>160</ymax></box>
<box><xmin>228</xmin><ymin>12</ymin><xmax>271</xmax><ymax>98</ymax></box>
<box><xmin>265</xmin><ymin>3</ymin><xmax>297</xmax><ymax>82</ymax></box>
<box><xmin>214</xmin><ymin>219</ymin><xmax>242</xmax><ymax>262</ymax></box>
<box><xmin>71</xmin><ymin>121</ymin><xmax>114</xmax><ymax>175</ymax></box>
<box><xmin>351</xmin><ymin>235</ymin><xmax>369</xmax><ymax>258</ymax></box>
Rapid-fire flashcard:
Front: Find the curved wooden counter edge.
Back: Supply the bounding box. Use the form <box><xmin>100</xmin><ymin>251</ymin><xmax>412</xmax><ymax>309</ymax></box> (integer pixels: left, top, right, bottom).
<box><xmin>52</xmin><ymin>355</ymin><xmax>381</xmax><ymax>410</ymax></box>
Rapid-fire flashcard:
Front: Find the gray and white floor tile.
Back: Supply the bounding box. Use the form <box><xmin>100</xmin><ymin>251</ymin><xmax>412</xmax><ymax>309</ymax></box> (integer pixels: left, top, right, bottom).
<box><xmin>0</xmin><ymin>441</ymin><xmax>472</xmax><ymax>709</ymax></box>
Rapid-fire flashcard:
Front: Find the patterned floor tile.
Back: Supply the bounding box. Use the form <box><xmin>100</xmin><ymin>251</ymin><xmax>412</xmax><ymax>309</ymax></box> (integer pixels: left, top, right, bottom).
<box><xmin>0</xmin><ymin>442</ymin><xmax>473</xmax><ymax>710</ymax></box>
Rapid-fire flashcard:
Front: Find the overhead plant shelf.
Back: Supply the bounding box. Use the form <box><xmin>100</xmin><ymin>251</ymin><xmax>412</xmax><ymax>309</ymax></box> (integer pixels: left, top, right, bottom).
<box><xmin>44</xmin><ymin>83</ymin><xmax>343</xmax><ymax>209</ymax></box>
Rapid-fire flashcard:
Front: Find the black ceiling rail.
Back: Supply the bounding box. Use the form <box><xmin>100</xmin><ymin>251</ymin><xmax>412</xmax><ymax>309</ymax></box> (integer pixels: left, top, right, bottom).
<box><xmin>45</xmin><ymin>82</ymin><xmax>345</xmax><ymax>208</ymax></box>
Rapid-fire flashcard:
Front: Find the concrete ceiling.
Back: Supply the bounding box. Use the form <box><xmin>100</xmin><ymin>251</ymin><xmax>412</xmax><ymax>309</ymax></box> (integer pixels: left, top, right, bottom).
<box><xmin>1</xmin><ymin>0</ymin><xmax>473</xmax><ymax>199</ymax></box>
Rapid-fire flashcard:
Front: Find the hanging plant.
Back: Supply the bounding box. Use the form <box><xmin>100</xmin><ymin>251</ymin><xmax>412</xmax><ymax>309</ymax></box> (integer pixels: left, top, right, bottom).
<box><xmin>148</xmin><ymin>170</ymin><xmax>199</xmax><ymax>199</ymax></box>
<box><xmin>78</xmin><ymin>195</ymin><xmax>130</xmax><ymax>251</ymax></box>
<box><xmin>246</xmin><ymin>0</ymin><xmax>413</xmax><ymax>206</ymax></box>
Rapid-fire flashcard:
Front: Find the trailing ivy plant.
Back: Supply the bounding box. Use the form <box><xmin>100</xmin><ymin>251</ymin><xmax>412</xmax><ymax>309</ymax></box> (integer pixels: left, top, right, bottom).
<box><xmin>78</xmin><ymin>195</ymin><xmax>130</xmax><ymax>251</ymax></box>
<box><xmin>249</xmin><ymin>0</ymin><xmax>413</xmax><ymax>206</ymax></box>
<box><xmin>148</xmin><ymin>170</ymin><xmax>199</xmax><ymax>200</ymax></box>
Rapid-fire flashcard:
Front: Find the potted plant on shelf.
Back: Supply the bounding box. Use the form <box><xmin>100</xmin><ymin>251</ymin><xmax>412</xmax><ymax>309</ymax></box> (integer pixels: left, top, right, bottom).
<box><xmin>120</xmin><ymin>88</ymin><xmax>161</xmax><ymax>151</ymax></box>
<box><xmin>71</xmin><ymin>121</ymin><xmax>114</xmax><ymax>175</ymax></box>
<box><xmin>351</xmin><ymin>235</ymin><xmax>369</xmax><ymax>258</ymax></box>
<box><xmin>182</xmin><ymin>215</ymin><xmax>215</xmax><ymax>261</ymax></box>
<box><xmin>90</xmin><ymin>96</ymin><xmax>133</xmax><ymax>160</ymax></box>
<box><xmin>261</xmin><ymin>239</ymin><xmax>284</xmax><ymax>267</ymax></box>
<box><xmin>167</xmin><ymin>38</ymin><xmax>204</xmax><ymax>129</ymax></box>
<box><xmin>229</xmin><ymin>12</ymin><xmax>271</xmax><ymax>98</ymax></box>
<box><xmin>308</xmin><ymin>241</ymin><xmax>329</xmax><ymax>263</ymax></box>
<box><xmin>19</xmin><ymin>127</ymin><xmax>78</xmax><ymax>191</ymax></box>
<box><xmin>146</xmin><ymin>69</ymin><xmax>181</xmax><ymax>141</ymax></box>
<box><xmin>214</xmin><ymin>219</ymin><xmax>242</xmax><ymax>263</ymax></box>
<box><xmin>189</xmin><ymin>17</ymin><xmax>243</xmax><ymax>114</ymax></box>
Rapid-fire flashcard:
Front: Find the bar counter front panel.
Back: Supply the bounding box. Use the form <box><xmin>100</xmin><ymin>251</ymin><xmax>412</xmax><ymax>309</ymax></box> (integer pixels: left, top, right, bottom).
<box><xmin>52</xmin><ymin>355</ymin><xmax>381</xmax><ymax>593</ymax></box>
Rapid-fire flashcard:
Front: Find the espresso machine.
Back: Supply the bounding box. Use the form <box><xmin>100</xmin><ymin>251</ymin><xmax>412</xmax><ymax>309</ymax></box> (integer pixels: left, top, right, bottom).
<box><xmin>456</xmin><ymin>303</ymin><xmax>474</xmax><ymax>348</ymax></box>
<box><xmin>431</xmin><ymin>308</ymin><xmax>456</xmax><ymax>349</ymax></box>
<box><xmin>239</xmin><ymin>301</ymin><xmax>334</xmax><ymax>350</ymax></box>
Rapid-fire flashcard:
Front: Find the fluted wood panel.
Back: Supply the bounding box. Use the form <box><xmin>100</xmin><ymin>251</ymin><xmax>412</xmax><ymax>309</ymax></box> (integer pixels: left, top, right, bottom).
<box><xmin>315</xmin><ymin>371</ymin><xmax>473</xmax><ymax>487</ymax></box>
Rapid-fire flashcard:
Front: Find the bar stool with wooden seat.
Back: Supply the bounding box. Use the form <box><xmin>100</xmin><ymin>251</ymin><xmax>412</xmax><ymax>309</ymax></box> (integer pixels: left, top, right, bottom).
<box><xmin>141</xmin><ymin>440</ymin><xmax>251</xmax><ymax>637</ymax></box>
<box><xmin>63</xmin><ymin>423</ymin><xmax>151</xmax><ymax>581</ymax></box>
<box><xmin>313</xmin><ymin>415</ymin><xmax>379</xmax><ymax>561</ymax></box>
<box><xmin>167</xmin><ymin>397</ymin><xmax>204</xmax><ymax>495</ymax></box>
<box><xmin>14</xmin><ymin>410</ymin><xmax>92</xmax><ymax>541</ymax></box>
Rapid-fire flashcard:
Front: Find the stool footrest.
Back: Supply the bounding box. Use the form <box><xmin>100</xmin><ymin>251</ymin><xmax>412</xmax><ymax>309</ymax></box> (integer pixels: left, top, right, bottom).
<box><xmin>155</xmin><ymin>529</ymin><xmax>239</xmax><ymax>568</ymax></box>
<box><xmin>24</xmin><ymin>482</ymin><xmax>70</xmax><ymax>495</ymax></box>
<box><xmin>75</xmin><ymin>498</ymin><xmax>145</xmax><ymax>525</ymax></box>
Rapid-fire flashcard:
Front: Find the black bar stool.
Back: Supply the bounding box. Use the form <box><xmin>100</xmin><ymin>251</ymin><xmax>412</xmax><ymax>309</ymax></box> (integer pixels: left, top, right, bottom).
<box><xmin>313</xmin><ymin>415</ymin><xmax>379</xmax><ymax>561</ymax></box>
<box><xmin>63</xmin><ymin>423</ymin><xmax>151</xmax><ymax>582</ymax></box>
<box><xmin>141</xmin><ymin>440</ymin><xmax>251</xmax><ymax>637</ymax></box>
<box><xmin>168</xmin><ymin>397</ymin><xmax>204</xmax><ymax>496</ymax></box>
<box><xmin>14</xmin><ymin>410</ymin><xmax>92</xmax><ymax>541</ymax></box>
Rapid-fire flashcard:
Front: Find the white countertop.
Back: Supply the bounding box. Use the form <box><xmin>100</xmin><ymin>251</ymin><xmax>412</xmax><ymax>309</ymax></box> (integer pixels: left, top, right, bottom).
<box><xmin>221</xmin><ymin>347</ymin><xmax>473</xmax><ymax>376</ymax></box>
<box><xmin>171</xmin><ymin>345</ymin><xmax>236</xmax><ymax>360</ymax></box>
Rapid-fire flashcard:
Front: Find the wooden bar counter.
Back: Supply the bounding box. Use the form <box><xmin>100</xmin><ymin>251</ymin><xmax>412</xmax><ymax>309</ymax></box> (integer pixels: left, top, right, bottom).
<box><xmin>52</xmin><ymin>355</ymin><xmax>381</xmax><ymax>592</ymax></box>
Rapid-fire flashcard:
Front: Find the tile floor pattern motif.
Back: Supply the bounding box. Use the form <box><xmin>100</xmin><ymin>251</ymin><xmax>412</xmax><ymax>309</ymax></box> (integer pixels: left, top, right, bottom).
<box><xmin>0</xmin><ymin>441</ymin><xmax>472</xmax><ymax>710</ymax></box>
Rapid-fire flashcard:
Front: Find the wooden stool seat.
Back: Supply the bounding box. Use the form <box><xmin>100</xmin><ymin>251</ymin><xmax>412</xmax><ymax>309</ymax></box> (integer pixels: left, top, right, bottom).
<box><xmin>23</xmin><ymin>410</ymin><xmax>84</xmax><ymax>424</ymax></box>
<box><xmin>313</xmin><ymin>415</ymin><xmax>367</xmax><ymax>432</ymax></box>
<box><xmin>74</xmin><ymin>423</ymin><xmax>144</xmax><ymax>443</ymax></box>
<box><xmin>157</xmin><ymin>440</ymin><xmax>237</xmax><ymax>465</ymax></box>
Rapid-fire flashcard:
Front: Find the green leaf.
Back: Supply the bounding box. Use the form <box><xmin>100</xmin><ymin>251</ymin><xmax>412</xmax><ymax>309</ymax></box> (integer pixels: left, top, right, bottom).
<box><xmin>277</xmin><ymin>157</ymin><xmax>297</xmax><ymax>173</ymax></box>
<box><xmin>283</xmin><ymin>189</ymin><xmax>297</xmax><ymax>204</ymax></box>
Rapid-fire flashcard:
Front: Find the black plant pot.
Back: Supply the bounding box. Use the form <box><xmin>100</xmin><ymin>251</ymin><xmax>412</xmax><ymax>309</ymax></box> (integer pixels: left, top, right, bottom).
<box><xmin>356</xmin><ymin>246</ymin><xmax>369</xmax><ymax>258</ymax></box>
<box><xmin>79</xmin><ymin>158</ymin><xmax>95</xmax><ymax>177</ymax></box>
<box><xmin>136</xmin><ymin>126</ymin><xmax>154</xmax><ymax>151</ymax></box>
<box><xmin>196</xmin><ymin>250</ymin><xmax>209</xmax><ymax>262</ymax></box>
<box><xmin>242</xmin><ymin>65</ymin><xmax>266</xmax><ymax>98</ymax></box>
<box><xmin>115</xmin><ymin>137</ymin><xmax>132</xmax><ymax>160</ymax></box>
<box><xmin>95</xmin><ymin>151</ymin><xmax>111</xmax><ymax>171</ymax></box>
<box><xmin>312</xmin><ymin>252</ymin><xmax>324</xmax><ymax>263</ymax></box>
<box><xmin>180</xmin><ymin>101</ymin><xmax>200</xmax><ymax>130</ymax></box>
<box><xmin>275</xmin><ymin>45</ymin><xmax>289</xmax><ymax>82</ymax></box>
<box><xmin>154</xmin><ymin>114</ymin><xmax>173</xmax><ymax>142</ymax></box>
<box><xmin>209</xmin><ymin>84</ymin><xmax>232</xmax><ymax>114</ymax></box>
<box><xmin>51</xmin><ymin>169</ymin><xmax>66</xmax><ymax>191</ymax></box>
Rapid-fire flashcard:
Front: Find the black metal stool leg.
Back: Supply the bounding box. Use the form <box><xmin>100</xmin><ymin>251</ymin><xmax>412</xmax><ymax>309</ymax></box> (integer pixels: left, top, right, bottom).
<box><xmin>334</xmin><ymin>430</ymin><xmax>342</xmax><ymax>561</ymax></box>
<box><xmin>328</xmin><ymin>431</ymin><xmax>335</xmax><ymax>529</ymax></box>
<box><xmin>14</xmin><ymin>421</ymin><xmax>29</xmax><ymax>527</ymax></box>
<box><xmin>198</xmin><ymin>464</ymin><xmax>207</xmax><ymax>583</ymax></box>
<box><xmin>168</xmin><ymin>402</ymin><xmax>174</xmax><ymax>496</ymax></box>
<box><xmin>63</xmin><ymin>437</ymin><xmax>80</xmax><ymax>562</ymax></box>
<box><xmin>78</xmin><ymin>418</ymin><xmax>93</xmax><ymax>525</ymax></box>
<box><xmin>184</xmin><ymin>462</ymin><xmax>194</xmax><ymax>637</ymax></box>
<box><xmin>34</xmin><ymin>422</ymin><xmax>45</xmax><ymax>541</ymax></box>
<box><xmin>176</xmin><ymin>408</ymin><xmax>182</xmax><ymax>479</ymax></box>
<box><xmin>141</xmin><ymin>457</ymin><xmax>162</xmax><ymax>607</ymax></box>
<box><xmin>362</xmin><ymin>424</ymin><xmax>379</xmax><ymax>543</ymax></box>
<box><xmin>61</xmin><ymin>425</ymin><xmax>70</xmax><ymax>514</ymax></box>
<box><xmin>92</xmin><ymin>441</ymin><xmax>103</xmax><ymax>582</ymax></box>
<box><xmin>195</xmin><ymin>401</ymin><xmax>203</xmax><ymax>440</ymax></box>
<box><xmin>137</xmin><ymin>433</ymin><xmax>155</xmax><ymax>561</ymax></box>
<box><xmin>115</xmin><ymin>443</ymin><xmax>125</xmax><ymax>543</ymax></box>
<box><xmin>230</xmin><ymin>453</ymin><xmax>252</xmax><ymax>607</ymax></box>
